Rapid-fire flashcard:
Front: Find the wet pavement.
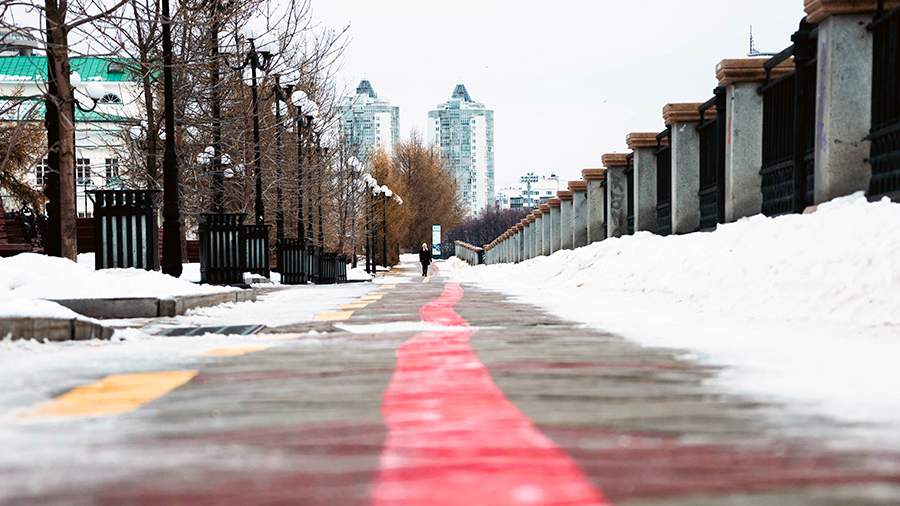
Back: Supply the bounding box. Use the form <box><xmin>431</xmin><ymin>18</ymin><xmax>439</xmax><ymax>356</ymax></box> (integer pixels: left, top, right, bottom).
<box><xmin>2</xmin><ymin>260</ymin><xmax>900</xmax><ymax>505</ymax></box>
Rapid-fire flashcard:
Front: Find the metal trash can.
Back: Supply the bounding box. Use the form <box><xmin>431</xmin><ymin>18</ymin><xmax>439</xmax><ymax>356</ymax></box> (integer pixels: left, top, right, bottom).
<box><xmin>199</xmin><ymin>213</ymin><xmax>244</xmax><ymax>285</ymax></box>
<box><xmin>88</xmin><ymin>189</ymin><xmax>160</xmax><ymax>270</ymax></box>
<box><xmin>277</xmin><ymin>238</ymin><xmax>306</xmax><ymax>285</ymax></box>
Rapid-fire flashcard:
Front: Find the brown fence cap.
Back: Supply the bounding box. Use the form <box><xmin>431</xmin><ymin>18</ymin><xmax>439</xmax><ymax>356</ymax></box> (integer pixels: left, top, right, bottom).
<box><xmin>626</xmin><ymin>132</ymin><xmax>660</xmax><ymax>150</ymax></box>
<box><xmin>582</xmin><ymin>168</ymin><xmax>607</xmax><ymax>180</ymax></box>
<box><xmin>663</xmin><ymin>102</ymin><xmax>716</xmax><ymax>124</ymax></box>
<box><xmin>805</xmin><ymin>0</ymin><xmax>898</xmax><ymax>23</ymax></box>
<box><xmin>602</xmin><ymin>153</ymin><xmax>630</xmax><ymax>168</ymax></box>
<box><xmin>568</xmin><ymin>180</ymin><xmax>587</xmax><ymax>191</ymax></box>
<box><xmin>540</xmin><ymin>203</ymin><xmax>552</xmax><ymax>213</ymax></box>
<box><xmin>716</xmin><ymin>58</ymin><xmax>794</xmax><ymax>86</ymax></box>
<box><xmin>557</xmin><ymin>190</ymin><xmax>574</xmax><ymax>201</ymax></box>
<box><xmin>548</xmin><ymin>197</ymin><xmax>562</xmax><ymax>208</ymax></box>
<box><xmin>515</xmin><ymin>223</ymin><xmax>524</xmax><ymax>231</ymax></box>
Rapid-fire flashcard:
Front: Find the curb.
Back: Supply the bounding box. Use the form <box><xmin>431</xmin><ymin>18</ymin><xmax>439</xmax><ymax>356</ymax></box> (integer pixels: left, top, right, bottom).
<box><xmin>0</xmin><ymin>317</ymin><xmax>114</xmax><ymax>341</ymax></box>
<box><xmin>50</xmin><ymin>290</ymin><xmax>257</xmax><ymax>319</ymax></box>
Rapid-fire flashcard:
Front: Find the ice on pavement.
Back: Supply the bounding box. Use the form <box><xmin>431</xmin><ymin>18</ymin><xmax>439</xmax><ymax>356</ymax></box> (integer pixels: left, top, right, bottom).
<box><xmin>444</xmin><ymin>193</ymin><xmax>900</xmax><ymax>437</ymax></box>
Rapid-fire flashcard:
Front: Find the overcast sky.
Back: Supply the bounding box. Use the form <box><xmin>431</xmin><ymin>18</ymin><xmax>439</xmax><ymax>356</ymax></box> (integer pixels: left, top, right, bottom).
<box><xmin>312</xmin><ymin>0</ymin><xmax>805</xmax><ymax>188</ymax></box>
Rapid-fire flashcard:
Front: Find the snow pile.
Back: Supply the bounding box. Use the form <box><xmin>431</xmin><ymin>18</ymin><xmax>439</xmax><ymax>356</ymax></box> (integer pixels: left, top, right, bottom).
<box><xmin>0</xmin><ymin>253</ymin><xmax>235</xmax><ymax>300</ymax></box>
<box><xmin>348</xmin><ymin>265</ymin><xmax>373</xmax><ymax>281</ymax></box>
<box><xmin>0</xmin><ymin>298</ymin><xmax>97</xmax><ymax>322</ymax></box>
<box><xmin>445</xmin><ymin>194</ymin><xmax>900</xmax><ymax>433</ymax></box>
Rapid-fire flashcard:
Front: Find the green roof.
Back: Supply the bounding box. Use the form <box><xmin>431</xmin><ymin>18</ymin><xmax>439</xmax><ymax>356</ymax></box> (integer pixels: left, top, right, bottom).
<box><xmin>0</xmin><ymin>55</ymin><xmax>141</xmax><ymax>82</ymax></box>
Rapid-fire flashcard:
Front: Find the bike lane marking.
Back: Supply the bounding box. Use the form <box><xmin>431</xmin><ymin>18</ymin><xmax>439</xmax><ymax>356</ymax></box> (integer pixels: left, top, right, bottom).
<box><xmin>372</xmin><ymin>281</ymin><xmax>610</xmax><ymax>506</ymax></box>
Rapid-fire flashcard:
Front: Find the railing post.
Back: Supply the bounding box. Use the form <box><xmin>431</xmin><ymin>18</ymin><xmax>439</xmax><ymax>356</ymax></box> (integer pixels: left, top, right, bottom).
<box><xmin>806</xmin><ymin>3</ymin><xmax>880</xmax><ymax>202</ymax></box>
<box><xmin>582</xmin><ymin>168</ymin><xmax>607</xmax><ymax>243</ymax></box>
<box><xmin>532</xmin><ymin>210</ymin><xmax>544</xmax><ymax>256</ymax></box>
<box><xmin>568</xmin><ymin>181</ymin><xmax>588</xmax><ymax>248</ymax></box>
<box><xmin>663</xmin><ymin>103</ymin><xmax>708</xmax><ymax>234</ymax></box>
<box><xmin>558</xmin><ymin>191</ymin><xmax>574</xmax><ymax>250</ymax></box>
<box><xmin>626</xmin><ymin>133</ymin><xmax>660</xmax><ymax>233</ymax></box>
<box><xmin>548</xmin><ymin>198</ymin><xmax>562</xmax><ymax>253</ymax></box>
<box><xmin>539</xmin><ymin>204</ymin><xmax>552</xmax><ymax>256</ymax></box>
<box><xmin>717</xmin><ymin>59</ymin><xmax>790</xmax><ymax>221</ymax></box>
<box><xmin>602</xmin><ymin>154</ymin><xmax>630</xmax><ymax>238</ymax></box>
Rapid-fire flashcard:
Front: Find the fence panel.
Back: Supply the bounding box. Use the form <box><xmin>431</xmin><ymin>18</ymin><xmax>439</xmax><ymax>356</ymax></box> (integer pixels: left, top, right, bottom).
<box><xmin>655</xmin><ymin>128</ymin><xmax>672</xmax><ymax>236</ymax></box>
<box><xmin>240</xmin><ymin>224</ymin><xmax>270</xmax><ymax>278</ymax></box>
<box><xmin>869</xmin><ymin>6</ymin><xmax>900</xmax><ymax>199</ymax></box>
<box><xmin>626</xmin><ymin>154</ymin><xmax>635</xmax><ymax>235</ymax></box>
<box><xmin>277</xmin><ymin>238</ymin><xmax>307</xmax><ymax>285</ymax></box>
<box><xmin>697</xmin><ymin>88</ymin><xmax>727</xmax><ymax>230</ymax></box>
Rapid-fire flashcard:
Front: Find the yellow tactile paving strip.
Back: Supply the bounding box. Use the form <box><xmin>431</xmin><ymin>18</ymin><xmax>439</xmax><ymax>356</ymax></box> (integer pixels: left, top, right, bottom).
<box><xmin>314</xmin><ymin>311</ymin><xmax>355</xmax><ymax>322</ymax></box>
<box><xmin>21</xmin><ymin>370</ymin><xmax>198</xmax><ymax>419</ymax></box>
<box><xmin>204</xmin><ymin>345</ymin><xmax>270</xmax><ymax>357</ymax></box>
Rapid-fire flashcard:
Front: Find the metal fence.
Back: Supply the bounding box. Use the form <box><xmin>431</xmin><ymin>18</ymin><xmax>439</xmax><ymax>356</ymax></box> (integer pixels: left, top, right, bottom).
<box><xmin>759</xmin><ymin>20</ymin><xmax>817</xmax><ymax>216</ymax></box>
<box><xmin>655</xmin><ymin>128</ymin><xmax>672</xmax><ymax>236</ymax></box>
<box><xmin>88</xmin><ymin>190</ymin><xmax>160</xmax><ymax>270</ymax></box>
<box><xmin>697</xmin><ymin>87</ymin><xmax>727</xmax><ymax>230</ymax></box>
<box><xmin>199</xmin><ymin>213</ymin><xmax>244</xmax><ymax>285</ymax></box>
<box><xmin>869</xmin><ymin>5</ymin><xmax>900</xmax><ymax>200</ymax></box>
<box><xmin>625</xmin><ymin>154</ymin><xmax>635</xmax><ymax>235</ymax></box>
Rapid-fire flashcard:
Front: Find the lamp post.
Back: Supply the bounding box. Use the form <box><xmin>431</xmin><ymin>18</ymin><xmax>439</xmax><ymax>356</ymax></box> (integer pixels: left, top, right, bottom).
<box><xmin>68</xmin><ymin>72</ymin><xmax>105</xmax><ymax>217</ymax></box>
<box><xmin>520</xmin><ymin>172</ymin><xmax>539</xmax><ymax>209</ymax></box>
<box><xmin>228</xmin><ymin>37</ymin><xmax>272</xmax><ymax>225</ymax></box>
<box><xmin>379</xmin><ymin>185</ymin><xmax>391</xmax><ymax>268</ymax></box>
<box><xmin>160</xmin><ymin>0</ymin><xmax>182</xmax><ymax>277</ymax></box>
<box><xmin>270</xmin><ymin>74</ymin><xmax>294</xmax><ymax>243</ymax></box>
<box><xmin>362</xmin><ymin>174</ymin><xmax>379</xmax><ymax>273</ymax></box>
<box><xmin>289</xmin><ymin>90</ymin><xmax>317</xmax><ymax>244</ymax></box>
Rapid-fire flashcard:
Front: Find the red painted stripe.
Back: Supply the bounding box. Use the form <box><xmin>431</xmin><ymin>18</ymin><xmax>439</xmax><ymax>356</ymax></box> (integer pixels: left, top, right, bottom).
<box><xmin>373</xmin><ymin>282</ymin><xmax>609</xmax><ymax>506</ymax></box>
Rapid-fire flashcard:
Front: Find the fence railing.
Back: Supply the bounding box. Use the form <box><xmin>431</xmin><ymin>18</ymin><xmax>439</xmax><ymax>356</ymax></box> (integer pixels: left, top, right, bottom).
<box><xmin>88</xmin><ymin>190</ymin><xmax>160</xmax><ymax>270</ymax></box>
<box><xmin>277</xmin><ymin>238</ymin><xmax>307</xmax><ymax>285</ymax></box>
<box><xmin>759</xmin><ymin>20</ymin><xmax>817</xmax><ymax>216</ymax></box>
<box><xmin>199</xmin><ymin>213</ymin><xmax>244</xmax><ymax>285</ymax></box>
<box><xmin>626</xmin><ymin>154</ymin><xmax>635</xmax><ymax>235</ymax></box>
<box><xmin>240</xmin><ymin>224</ymin><xmax>270</xmax><ymax>278</ymax></box>
<box><xmin>454</xmin><ymin>240</ymin><xmax>483</xmax><ymax>265</ymax></box>
<box><xmin>869</xmin><ymin>5</ymin><xmax>900</xmax><ymax>200</ymax></box>
<box><xmin>697</xmin><ymin>87</ymin><xmax>726</xmax><ymax>230</ymax></box>
<box><xmin>656</xmin><ymin>128</ymin><xmax>672</xmax><ymax>236</ymax></box>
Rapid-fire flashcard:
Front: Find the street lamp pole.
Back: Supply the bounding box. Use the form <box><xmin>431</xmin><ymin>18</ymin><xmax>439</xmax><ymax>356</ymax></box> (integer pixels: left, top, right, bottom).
<box><xmin>272</xmin><ymin>74</ymin><xmax>289</xmax><ymax>243</ymax></box>
<box><xmin>317</xmin><ymin>146</ymin><xmax>326</xmax><ymax>248</ymax></box>
<box><xmin>160</xmin><ymin>0</ymin><xmax>182</xmax><ymax>277</ymax></box>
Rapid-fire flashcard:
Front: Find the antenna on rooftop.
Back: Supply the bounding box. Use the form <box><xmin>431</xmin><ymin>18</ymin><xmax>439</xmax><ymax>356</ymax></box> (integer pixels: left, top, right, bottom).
<box><xmin>748</xmin><ymin>25</ymin><xmax>778</xmax><ymax>57</ymax></box>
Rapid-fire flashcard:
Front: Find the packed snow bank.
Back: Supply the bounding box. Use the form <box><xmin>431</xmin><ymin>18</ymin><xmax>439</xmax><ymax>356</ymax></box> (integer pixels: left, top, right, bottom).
<box><xmin>348</xmin><ymin>265</ymin><xmax>373</xmax><ymax>281</ymax></box>
<box><xmin>445</xmin><ymin>193</ymin><xmax>900</xmax><ymax>434</ymax></box>
<box><xmin>0</xmin><ymin>253</ymin><xmax>235</xmax><ymax>300</ymax></box>
<box><xmin>0</xmin><ymin>297</ymin><xmax>97</xmax><ymax>322</ymax></box>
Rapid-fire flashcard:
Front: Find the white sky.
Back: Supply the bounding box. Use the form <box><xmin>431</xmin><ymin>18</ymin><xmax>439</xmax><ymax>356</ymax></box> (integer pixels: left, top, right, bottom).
<box><xmin>312</xmin><ymin>0</ymin><xmax>806</xmax><ymax>188</ymax></box>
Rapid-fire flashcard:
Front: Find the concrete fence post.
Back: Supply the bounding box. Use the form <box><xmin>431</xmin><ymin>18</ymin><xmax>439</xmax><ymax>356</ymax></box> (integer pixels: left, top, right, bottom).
<box><xmin>805</xmin><ymin>2</ymin><xmax>883</xmax><ymax>203</ymax></box>
<box><xmin>582</xmin><ymin>168</ymin><xmax>607</xmax><ymax>243</ymax></box>
<box><xmin>548</xmin><ymin>198</ymin><xmax>562</xmax><ymax>254</ymax></box>
<box><xmin>663</xmin><ymin>103</ymin><xmax>711</xmax><ymax>234</ymax></box>
<box><xmin>540</xmin><ymin>204</ymin><xmax>552</xmax><ymax>256</ymax></box>
<box><xmin>569</xmin><ymin>180</ymin><xmax>588</xmax><ymax>248</ymax></box>
<box><xmin>558</xmin><ymin>191</ymin><xmax>574</xmax><ymax>250</ymax></box>
<box><xmin>533</xmin><ymin>211</ymin><xmax>544</xmax><ymax>257</ymax></box>
<box><xmin>602</xmin><ymin>153</ymin><xmax>630</xmax><ymax>238</ymax></box>
<box><xmin>517</xmin><ymin>223</ymin><xmax>525</xmax><ymax>263</ymax></box>
<box><xmin>626</xmin><ymin>133</ymin><xmax>660</xmax><ymax>233</ymax></box>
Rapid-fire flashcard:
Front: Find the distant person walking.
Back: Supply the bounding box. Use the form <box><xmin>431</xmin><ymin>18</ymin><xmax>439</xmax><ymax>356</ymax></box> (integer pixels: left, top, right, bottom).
<box><xmin>419</xmin><ymin>242</ymin><xmax>432</xmax><ymax>277</ymax></box>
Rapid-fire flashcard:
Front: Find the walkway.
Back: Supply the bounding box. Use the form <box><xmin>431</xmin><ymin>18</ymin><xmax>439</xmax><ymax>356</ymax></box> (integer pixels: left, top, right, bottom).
<box><xmin>2</xmin><ymin>260</ymin><xmax>900</xmax><ymax>505</ymax></box>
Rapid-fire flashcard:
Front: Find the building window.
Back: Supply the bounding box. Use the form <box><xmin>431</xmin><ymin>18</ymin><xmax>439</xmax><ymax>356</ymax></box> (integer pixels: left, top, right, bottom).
<box><xmin>76</xmin><ymin>158</ymin><xmax>91</xmax><ymax>185</ymax></box>
<box><xmin>105</xmin><ymin>158</ymin><xmax>119</xmax><ymax>182</ymax></box>
<box><xmin>35</xmin><ymin>159</ymin><xmax>48</xmax><ymax>186</ymax></box>
<box><xmin>99</xmin><ymin>93</ymin><xmax>122</xmax><ymax>104</ymax></box>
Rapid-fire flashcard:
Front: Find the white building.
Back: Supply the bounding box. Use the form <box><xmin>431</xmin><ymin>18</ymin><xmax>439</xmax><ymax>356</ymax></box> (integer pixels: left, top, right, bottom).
<box><xmin>428</xmin><ymin>84</ymin><xmax>494</xmax><ymax>216</ymax></box>
<box><xmin>0</xmin><ymin>31</ymin><xmax>142</xmax><ymax>217</ymax></box>
<box><xmin>339</xmin><ymin>80</ymin><xmax>399</xmax><ymax>159</ymax></box>
<box><xmin>495</xmin><ymin>173</ymin><xmax>562</xmax><ymax>210</ymax></box>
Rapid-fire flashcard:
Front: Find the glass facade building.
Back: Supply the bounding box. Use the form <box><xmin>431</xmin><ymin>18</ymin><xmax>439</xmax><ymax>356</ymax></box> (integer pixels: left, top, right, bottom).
<box><xmin>339</xmin><ymin>80</ymin><xmax>400</xmax><ymax>159</ymax></box>
<box><xmin>428</xmin><ymin>84</ymin><xmax>495</xmax><ymax>216</ymax></box>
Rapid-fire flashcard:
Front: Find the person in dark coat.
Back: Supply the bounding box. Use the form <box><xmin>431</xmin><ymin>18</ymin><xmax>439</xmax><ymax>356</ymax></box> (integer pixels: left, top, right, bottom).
<box><xmin>419</xmin><ymin>242</ymin><xmax>432</xmax><ymax>277</ymax></box>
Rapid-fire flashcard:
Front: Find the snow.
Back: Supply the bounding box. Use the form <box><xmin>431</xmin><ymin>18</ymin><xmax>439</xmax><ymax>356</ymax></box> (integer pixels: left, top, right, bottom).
<box><xmin>348</xmin><ymin>265</ymin><xmax>373</xmax><ymax>281</ymax></box>
<box><xmin>444</xmin><ymin>193</ymin><xmax>900</xmax><ymax>437</ymax></box>
<box><xmin>0</xmin><ymin>298</ymin><xmax>96</xmax><ymax>322</ymax></box>
<box><xmin>0</xmin><ymin>253</ymin><xmax>235</xmax><ymax>300</ymax></box>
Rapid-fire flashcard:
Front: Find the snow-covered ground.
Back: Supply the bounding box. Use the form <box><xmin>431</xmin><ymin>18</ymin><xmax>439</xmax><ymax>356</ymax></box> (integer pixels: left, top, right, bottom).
<box><xmin>444</xmin><ymin>193</ymin><xmax>900</xmax><ymax>438</ymax></box>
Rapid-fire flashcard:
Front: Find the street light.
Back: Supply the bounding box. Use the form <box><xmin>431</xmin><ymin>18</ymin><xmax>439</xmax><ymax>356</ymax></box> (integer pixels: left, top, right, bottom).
<box><xmin>227</xmin><ymin>37</ymin><xmax>273</xmax><ymax>226</ymax></box>
<box><xmin>379</xmin><ymin>184</ymin><xmax>391</xmax><ymax>268</ymax></box>
<box><xmin>290</xmin><ymin>90</ymin><xmax>317</xmax><ymax>245</ymax></box>
<box><xmin>269</xmin><ymin>74</ymin><xmax>295</xmax><ymax>243</ymax></box>
<box><xmin>520</xmin><ymin>172</ymin><xmax>539</xmax><ymax>209</ymax></box>
<box><xmin>362</xmin><ymin>174</ymin><xmax>380</xmax><ymax>273</ymax></box>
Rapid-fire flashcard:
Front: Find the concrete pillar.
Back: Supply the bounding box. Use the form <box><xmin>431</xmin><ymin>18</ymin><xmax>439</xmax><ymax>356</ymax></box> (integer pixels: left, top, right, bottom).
<box><xmin>548</xmin><ymin>198</ymin><xmax>562</xmax><ymax>253</ymax></box>
<box><xmin>806</xmin><ymin>4</ymin><xmax>879</xmax><ymax>203</ymax></box>
<box><xmin>533</xmin><ymin>212</ymin><xmax>544</xmax><ymax>257</ymax></box>
<box><xmin>540</xmin><ymin>204</ymin><xmax>552</xmax><ymax>256</ymax></box>
<box><xmin>602</xmin><ymin>153</ymin><xmax>629</xmax><ymax>238</ymax></box>
<box><xmin>517</xmin><ymin>224</ymin><xmax>525</xmax><ymax>262</ymax></box>
<box><xmin>558</xmin><ymin>191</ymin><xmax>574</xmax><ymax>250</ymax></box>
<box><xmin>582</xmin><ymin>168</ymin><xmax>607</xmax><ymax>243</ymax></box>
<box><xmin>626</xmin><ymin>133</ymin><xmax>660</xmax><ymax>232</ymax></box>
<box><xmin>663</xmin><ymin>103</ymin><xmax>708</xmax><ymax>234</ymax></box>
<box><xmin>569</xmin><ymin>180</ymin><xmax>588</xmax><ymax>248</ymax></box>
